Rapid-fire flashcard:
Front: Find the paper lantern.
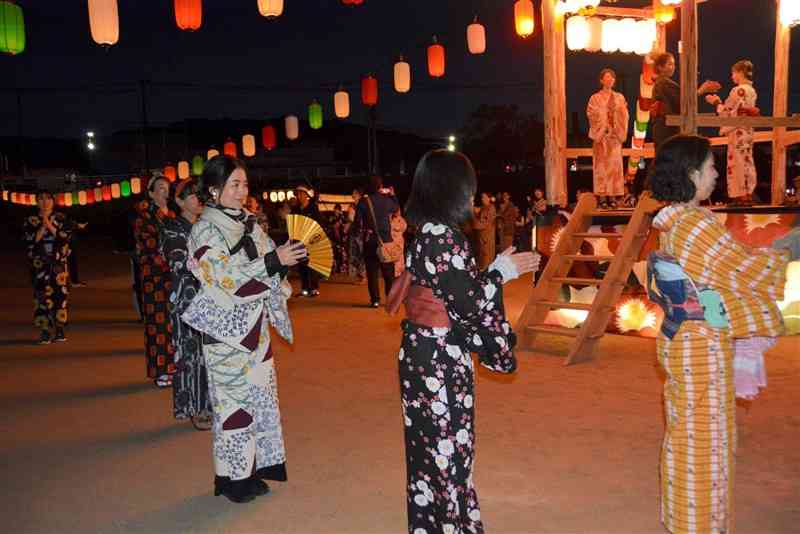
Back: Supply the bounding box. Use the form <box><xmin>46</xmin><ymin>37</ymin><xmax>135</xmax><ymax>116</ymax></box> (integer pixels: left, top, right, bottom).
<box><xmin>121</xmin><ymin>180</ymin><xmax>131</xmax><ymax>197</ymax></box>
<box><xmin>427</xmin><ymin>36</ymin><xmax>445</xmax><ymax>78</ymax></box>
<box><xmin>191</xmin><ymin>155</ymin><xmax>204</xmax><ymax>176</ymax></box>
<box><xmin>223</xmin><ymin>139</ymin><xmax>237</xmax><ymax>157</ymax></box>
<box><xmin>341</xmin><ymin>0</ymin><xmax>364</xmax><ymax>5</ymax></box>
<box><xmin>285</xmin><ymin>115</ymin><xmax>299</xmax><ymax>141</ymax></box>
<box><xmin>566</xmin><ymin>15</ymin><xmax>589</xmax><ymax>51</ymax></box>
<box><xmin>54</xmin><ymin>193</ymin><xmax>64</xmax><ymax>207</ymax></box>
<box><xmin>269</xmin><ymin>191</ymin><xmax>278</xmax><ymax>202</ymax></box>
<box><xmin>308</xmin><ymin>100</ymin><xmax>323</xmax><ymax>130</ymax></box>
<box><xmin>467</xmin><ymin>16</ymin><xmax>486</xmax><ymax>55</ymax></box>
<box><xmin>661</xmin><ymin>0</ymin><xmax>680</xmax><ymax>4</ymax></box>
<box><xmin>111</xmin><ymin>183</ymin><xmax>121</xmax><ymax>199</ymax></box>
<box><xmin>207</xmin><ymin>148</ymin><xmax>219</xmax><ymax>159</ymax></box>
<box><xmin>334</xmin><ymin>88</ymin><xmax>350</xmax><ymax>119</ymax></box>
<box><xmin>262</xmin><ymin>125</ymin><xmax>277</xmax><ymax>150</ymax></box>
<box><xmin>78</xmin><ymin>190</ymin><xmax>87</xmax><ymax>206</ymax></box>
<box><xmin>780</xmin><ymin>1</ymin><xmax>800</xmax><ymax>27</ymax></box>
<box><xmin>87</xmin><ymin>189</ymin><xmax>96</xmax><ymax>204</ymax></box>
<box><xmin>258</xmin><ymin>0</ymin><xmax>283</xmax><ymax>18</ymax></box>
<box><xmin>393</xmin><ymin>58</ymin><xmax>410</xmax><ymax>94</ymax></box>
<box><xmin>262</xmin><ymin>191</ymin><xmax>268</xmax><ymax>200</ymax></box>
<box><xmin>102</xmin><ymin>185</ymin><xmax>112</xmax><ymax>201</ymax></box>
<box><xmin>131</xmin><ymin>177</ymin><xmax>141</xmax><ymax>194</ymax></box>
<box><xmin>71</xmin><ymin>191</ymin><xmax>79</xmax><ymax>206</ymax></box>
<box><xmin>634</xmin><ymin>19</ymin><xmax>656</xmax><ymax>56</ymax></box>
<box><xmin>1</xmin><ymin>190</ymin><xmax>6</xmax><ymax>201</ymax></box>
<box><xmin>514</xmin><ymin>0</ymin><xmax>535</xmax><ymax>38</ymax></box>
<box><xmin>242</xmin><ymin>134</ymin><xmax>256</xmax><ymax>157</ymax></box>
<box><xmin>164</xmin><ymin>165</ymin><xmax>177</xmax><ymax>182</ymax></box>
<box><xmin>653</xmin><ymin>3</ymin><xmax>675</xmax><ymax>24</ymax></box>
<box><xmin>174</xmin><ymin>0</ymin><xmax>202</xmax><ymax>31</ymax></box>
<box><xmin>92</xmin><ymin>186</ymin><xmax>102</xmax><ymax>202</ymax></box>
<box><xmin>64</xmin><ymin>193</ymin><xmax>73</xmax><ymax>207</ymax></box>
<box><xmin>362</xmin><ymin>74</ymin><xmax>378</xmax><ymax>106</ymax></box>
<box><xmin>0</xmin><ymin>1</ymin><xmax>25</xmax><ymax>55</ymax></box>
<box><xmin>585</xmin><ymin>16</ymin><xmax>602</xmax><ymax>52</ymax></box>
<box><xmin>277</xmin><ymin>191</ymin><xmax>286</xmax><ymax>202</ymax></box>
<box><xmin>88</xmin><ymin>0</ymin><xmax>119</xmax><ymax>46</ymax></box>
<box><xmin>618</xmin><ymin>18</ymin><xmax>637</xmax><ymax>53</ymax></box>
<box><xmin>601</xmin><ymin>19</ymin><xmax>620</xmax><ymax>53</ymax></box>
<box><xmin>178</xmin><ymin>160</ymin><xmax>190</xmax><ymax>179</ymax></box>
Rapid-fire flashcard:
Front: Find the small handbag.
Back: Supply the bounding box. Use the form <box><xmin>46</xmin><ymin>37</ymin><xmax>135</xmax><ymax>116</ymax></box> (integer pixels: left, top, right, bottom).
<box><xmin>365</xmin><ymin>195</ymin><xmax>402</xmax><ymax>263</ymax></box>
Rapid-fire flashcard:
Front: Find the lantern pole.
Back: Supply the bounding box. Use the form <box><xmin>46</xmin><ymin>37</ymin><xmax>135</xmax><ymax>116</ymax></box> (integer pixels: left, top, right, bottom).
<box><xmin>139</xmin><ymin>80</ymin><xmax>151</xmax><ymax>172</ymax></box>
<box><xmin>772</xmin><ymin>0</ymin><xmax>790</xmax><ymax>205</ymax></box>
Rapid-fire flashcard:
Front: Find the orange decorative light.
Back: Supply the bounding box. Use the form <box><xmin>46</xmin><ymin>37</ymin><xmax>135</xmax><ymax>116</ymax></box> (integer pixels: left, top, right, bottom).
<box><xmin>174</xmin><ymin>0</ymin><xmax>202</xmax><ymax>31</ymax></box>
<box><xmin>285</xmin><ymin>115</ymin><xmax>299</xmax><ymax>141</ymax></box>
<box><xmin>257</xmin><ymin>0</ymin><xmax>283</xmax><ymax>18</ymax></box>
<box><xmin>242</xmin><ymin>134</ymin><xmax>256</xmax><ymax>157</ymax></box>
<box><xmin>427</xmin><ymin>36</ymin><xmax>445</xmax><ymax>78</ymax></box>
<box><xmin>207</xmin><ymin>148</ymin><xmax>219</xmax><ymax>159</ymax></box>
<box><xmin>88</xmin><ymin>0</ymin><xmax>119</xmax><ymax>46</ymax></box>
<box><xmin>566</xmin><ymin>15</ymin><xmax>589</xmax><ymax>51</ymax></box>
<box><xmin>653</xmin><ymin>2</ymin><xmax>675</xmax><ymax>24</ymax></box>
<box><xmin>467</xmin><ymin>16</ymin><xmax>486</xmax><ymax>55</ymax></box>
<box><xmin>164</xmin><ymin>165</ymin><xmax>177</xmax><ymax>182</ymax></box>
<box><xmin>334</xmin><ymin>88</ymin><xmax>350</xmax><ymax>119</ymax></box>
<box><xmin>131</xmin><ymin>177</ymin><xmax>142</xmax><ymax>194</ymax></box>
<box><xmin>223</xmin><ymin>139</ymin><xmax>237</xmax><ymax>158</ymax></box>
<box><xmin>362</xmin><ymin>74</ymin><xmax>378</xmax><ymax>106</ymax></box>
<box><xmin>393</xmin><ymin>57</ymin><xmax>411</xmax><ymax>94</ymax></box>
<box><xmin>177</xmin><ymin>160</ymin><xmax>190</xmax><ymax>180</ymax></box>
<box><xmin>514</xmin><ymin>0</ymin><xmax>535</xmax><ymax>38</ymax></box>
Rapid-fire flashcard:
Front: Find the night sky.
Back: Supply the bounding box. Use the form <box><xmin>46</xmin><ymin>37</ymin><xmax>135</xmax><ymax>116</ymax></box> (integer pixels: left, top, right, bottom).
<box><xmin>2</xmin><ymin>0</ymin><xmax>799</xmax><ymax>141</ymax></box>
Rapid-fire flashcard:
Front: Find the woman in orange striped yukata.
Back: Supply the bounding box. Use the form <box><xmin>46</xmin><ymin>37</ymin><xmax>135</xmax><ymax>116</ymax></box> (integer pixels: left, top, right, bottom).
<box><xmin>647</xmin><ymin>135</ymin><xmax>791</xmax><ymax>534</ymax></box>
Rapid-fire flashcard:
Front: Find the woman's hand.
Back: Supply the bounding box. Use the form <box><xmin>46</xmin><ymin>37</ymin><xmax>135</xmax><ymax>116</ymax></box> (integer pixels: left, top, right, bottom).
<box><xmin>276</xmin><ymin>241</ymin><xmax>308</xmax><ymax>266</ymax></box>
<box><xmin>499</xmin><ymin>247</ymin><xmax>540</xmax><ymax>276</ymax></box>
<box><xmin>705</xmin><ymin>94</ymin><xmax>722</xmax><ymax>106</ymax></box>
<box><xmin>698</xmin><ymin>80</ymin><xmax>721</xmax><ymax>95</ymax></box>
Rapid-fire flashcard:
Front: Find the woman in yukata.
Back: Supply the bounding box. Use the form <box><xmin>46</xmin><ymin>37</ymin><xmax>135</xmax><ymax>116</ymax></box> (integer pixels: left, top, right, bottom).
<box><xmin>705</xmin><ymin>60</ymin><xmax>759</xmax><ymax>206</ymax></box>
<box><xmin>181</xmin><ymin>156</ymin><xmax>307</xmax><ymax>503</ymax></box>
<box><xmin>23</xmin><ymin>191</ymin><xmax>74</xmax><ymax>344</ymax></box>
<box><xmin>647</xmin><ymin>135</ymin><xmax>792</xmax><ymax>534</ymax></box>
<box><xmin>472</xmin><ymin>192</ymin><xmax>496</xmax><ymax>270</ymax></box>
<box><xmin>587</xmin><ymin>68</ymin><xmax>629</xmax><ymax>209</ymax></box>
<box><xmin>160</xmin><ymin>178</ymin><xmax>212</xmax><ymax>430</ymax></box>
<box><xmin>390</xmin><ymin>149</ymin><xmax>539</xmax><ymax>533</ymax></box>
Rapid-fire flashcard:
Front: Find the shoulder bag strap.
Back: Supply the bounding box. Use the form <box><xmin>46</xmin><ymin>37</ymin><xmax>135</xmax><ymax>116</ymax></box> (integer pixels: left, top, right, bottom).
<box><xmin>365</xmin><ymin>196</ymin><xmax>385</xmax><ymax>246</ymax></box>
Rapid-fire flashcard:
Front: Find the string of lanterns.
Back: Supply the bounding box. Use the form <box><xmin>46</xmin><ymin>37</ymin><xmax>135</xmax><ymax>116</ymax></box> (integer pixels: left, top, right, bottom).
<box><xmin>567</xmin><ymin>15</ymin><xmax>657</xmax><ymax>56</ymax></box>
<box><xmin>1</xmin><ymin>176</ymin><xmax>144</xmax><ymax>207</ymax></box>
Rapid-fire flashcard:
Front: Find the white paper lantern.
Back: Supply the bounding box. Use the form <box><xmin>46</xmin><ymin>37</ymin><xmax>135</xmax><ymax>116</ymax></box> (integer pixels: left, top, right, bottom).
<box><xmin>285</xmin><ymin>115</ymin><xmax>299</xmax><ymax>141</ymax></box>
<box><xmin>585</xmin><ymin>17</ymin><xmax>602</xmax><ymax>52</ymax></box>
<box><xmin>618</xmin><ymin>18</ymin><xmax>637</xmax><ymax>54</ymax></box>
<box><xmin>257</xmin><ymin>0</ymin><xmax>283</xmax><ymax>18</ymax></box>
<box><xmin>780</xmin><ymin>1</ymin><xmax>800</xmax><ymax>27</ymax></box>
<box><xmin>634</xmin><ymin>19</ymin><xmax>656</xmax><ymax>56</ymax></box>
<box><xmin>467</xmin><ymin>16</ymin><xmax>486</xmax><ymax>54</ymax></box>
<box><xmin>88</xmin><ymin>0</ymin><xmax>119</xmax><ymax>46</ymax></box>
<box><xmin>394</xmin><ymin>56</ymin><xmax>411</xmax><ymax>93</ymax></box>
<box><xmin>566</xmin><ymin>15</ymin><xmax>590</xmax><ymax>51</ymax></box>
<box><xmin>334</xmin><ymin>89</ymin><xmax>350</xmax><ymax>119</ymax></box>
<box><xmin>242</xmin><ymin>134</ymin><xmax>256</xmax><ymax>157</ymax></box>
<box><xmin>601</xmin><ymin>19</ymin><xmax>619</xmax><ymax>53</ymax></box>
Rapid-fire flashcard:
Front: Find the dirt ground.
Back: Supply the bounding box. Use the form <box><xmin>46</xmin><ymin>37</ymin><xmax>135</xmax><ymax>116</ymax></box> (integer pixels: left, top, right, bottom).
<box><xmin>0</xmin><ymin>238</ymin><xmax>798</xmax><ymax>534</ymax></box>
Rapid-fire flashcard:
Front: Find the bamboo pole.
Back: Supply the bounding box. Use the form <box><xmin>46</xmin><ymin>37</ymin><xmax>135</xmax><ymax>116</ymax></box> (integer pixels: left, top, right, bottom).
<box><xmin>542</xmin><ymin>0</ymin><xmax>567</xmax><ymax>207</ymax></box>
<box><xmin>772</xmin><ymin>0</ymin><xmax>790</xmax><ymax>205</ymax></box>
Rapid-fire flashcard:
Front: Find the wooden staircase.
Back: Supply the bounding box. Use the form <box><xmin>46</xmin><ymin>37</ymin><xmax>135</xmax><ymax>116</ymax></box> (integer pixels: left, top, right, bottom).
<box><xmin>516</xmin><ymin>191</ymin><xmax>663</xmax><ymax>365</ymax></box>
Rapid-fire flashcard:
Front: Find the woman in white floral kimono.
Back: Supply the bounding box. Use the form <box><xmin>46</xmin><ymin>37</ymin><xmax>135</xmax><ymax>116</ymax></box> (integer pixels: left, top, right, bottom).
<box><xmin>392</xmin><ymin>150</ymin><xmax>539</xmax><ymax>533</ymax></box>
<box><xmin>705</xmin><ymin>60</ymin><xmax>758</xmax><ymax>205</ymax></box>
<box><xmin>182</xmin><ymin>156</ymin><xmax>307</xmax><ymax>503</ymax></box>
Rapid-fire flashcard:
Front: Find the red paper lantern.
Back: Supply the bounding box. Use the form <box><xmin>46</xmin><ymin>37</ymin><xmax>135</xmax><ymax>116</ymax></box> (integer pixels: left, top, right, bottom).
<box><xmin>361</xmin><ymin>75</ymin><xmax>378</xmax><ymax>107</ymax></box>
<box><xmin>102</xmin><ymin>184</ymin><xmax>112</xmax><ymax>201</ymax></box>
<box><xmin>341</xmin><ymin>0</ymin><xmax>364</xmax><ymax>5</ymax></box>
<box><xmin>262</xmin><ymin>125</ymin><xmax>277</xmax><ymax>151</ymax></box>
<box><xmin>174</xmin><ymin>0</ymin><xmax>202</xmax><ymax>31</ymax></box>
<box><xmin>55</xmin><ymin>194</ymin><xmax>65</xmax><ymax>207</ymax></box>
<box><xmin>87</xmin><ymin>189</ymin><xmax>96</xmax><ymax>204</ymax></box>
<box><xmin>223</xmin><ymin>139</ymin><xmax>237</xmax><ymax>157</ymax></box>
<box><xmin>427</xmin><ymin>36</ymin><xmax>445</xmax><ymax>78</ymax></box>
<box><xmin>163</xmin><ymin>165</ymin><xmax>177</xmax><ymax>182</ymax></box>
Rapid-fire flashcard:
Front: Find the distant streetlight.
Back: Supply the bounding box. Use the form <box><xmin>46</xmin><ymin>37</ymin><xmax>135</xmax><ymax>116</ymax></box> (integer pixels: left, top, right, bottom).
<box><xmin>87</xmin><ymin>131</ymin><xmax>95</xmax><ymax>138</ymax></box>
<box><xmin>447</xmin><ymin>143</ymin><xmax>455</xmax><ymax>152</ymax></box>
<box><xmin>448</xmin><ymin>135</ymin><xmax>456</xmax><ymax>143</ymax></box>
<box><xmin>87</xmin><ymin>141</ymin><xmax>96</xmax><ymax>151</ymax></box>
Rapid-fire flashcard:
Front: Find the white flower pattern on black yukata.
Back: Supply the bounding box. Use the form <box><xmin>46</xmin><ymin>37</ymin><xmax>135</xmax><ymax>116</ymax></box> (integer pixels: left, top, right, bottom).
<box><xmin>399</xmin><ymin>223</ymin><xmax>516</xmax><ymax>534</ymax></box>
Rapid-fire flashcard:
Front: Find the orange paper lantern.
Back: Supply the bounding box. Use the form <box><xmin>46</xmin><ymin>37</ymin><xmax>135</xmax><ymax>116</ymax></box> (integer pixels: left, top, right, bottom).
<box><xmin>164</xmin><ymin>165</ymin><xmax>177</xmax><ymax>182</ymax></box>
<box><xmin>223</xmin><ymin>139</ymin><xmax>237</xmax><ymax>157</ymax></box>
<box><xmin>427</xmin><ymin>36</ymin><xmax>445</xmax><ymax>78</ymax></box>
<box><xmin>88</xmin><ymin>0</ymin><xmax>119</xmax><ymax>46</ymax></box>
<box><xmin>174</xmin><ymin>0</ymin><xmax>202</xmax><ymax>31</ymax></box>
<box><xmin>514</xmin><ymin>0</ymin><xmax>535</xmax><ymax>38</ymax></box>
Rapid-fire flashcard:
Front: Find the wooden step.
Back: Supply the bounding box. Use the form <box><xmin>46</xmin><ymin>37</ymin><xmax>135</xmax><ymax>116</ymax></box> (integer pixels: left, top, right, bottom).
<box><xmin>526</xmin><ymin>325</ymin><xmax>580</xmax><ymax>337</ymax></box>
<box><xmin>551</xmin><ymin>277</ymin><xmax>603</xmax><ymax>285</ymax></box>
<box><xmin>538</xmin><ymin>300</ymin><xmax>594</xmax><ymax>311</ymax></box>
<box><xmin>563</xmin><ymin>254</ymin><xmax>615</xmax><ymax>261</ymax></box>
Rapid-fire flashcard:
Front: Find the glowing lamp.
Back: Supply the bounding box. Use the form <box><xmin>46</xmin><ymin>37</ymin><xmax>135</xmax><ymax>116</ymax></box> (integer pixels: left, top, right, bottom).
<box><xmin>191</xmin><ymin>155</ymin><xmax>204</xmax><ymax>176</ymax></box>
<box><xmin>64</xmin><ymin>192</ymin><xmax>73</xmax><ymax>207</ymax></box>
<box><xmin>110</xmin><ymin>183</ymin><xmax>120</xmax><ymax>199</ymax></box>
<box><xmin>601</xmin><ymin>18</ymin><xmax>620</xmax><ymax>53</ymax></box>
<box><xmin>467</xmin><ymin>16</ymin><xmax>486</xmax><ymax>54</ymax></box>
<box><xmin>362</xmin><ymin>74</ymin><xmax>378</xmax><ymax>106</ymax></box>
<box><xmin>223</xmin><ymin>139</ymin><xmax>237</xmax><ymax>158</ymax></box>
<box><xmin>0</xmin><ymin>1</ymin><xmax>25</xmax><ymax>55</ymax></box>
<box><xmin>164</xmin><ymin>165</ymin><xmax>177</xmax><ymax>182</ymax></box>
<box><xmin>262</xmin><ymin>125</ymin><xmax>277</xmax><ymax>150</ymax></box>
<box><xmin>277</xmin><ymin>191</ymin><xmax>286</xmax><ymax>202</ymax></box>
<box><xmin>514</xmin><ymin>0</ymin><xmax>535</xmax><ymax>38</ymax></box>
<box><xmin>427</xmin><ymin>36</ymin><xmax>445</xmax><ymax>78</ymax></box>
<box><xmin>566</xmin><ymin>15</ymin><xmax>590</xmax><ymax>51</ymax></box>
<box><xmin>308</xmin><ymin>100</ymin><xmax>323</xmax><ymax>130</ymax></box>
<box><xmin>94</xmin><ymin>186</ymin><xmax>103</xmax><ymax>201</ymax></box>
<box><xmin>1</xmin><ymin>190</ymin><xmax>6</xmax><ymax>201</ymax></box>
<box><xmin>634</xmin><ymin>19</ymin><xmax>656</xmax><ymax>56</ymax></box>
<box><xmin>285</xmin><ymin>115</ymin><xmax>299</xmax><ymax>141</ymax></box>
<box><xmin>207</xmin><ymin>148</ymin><xmax>219</xmax><ymax>159</ymax></box>
<box><xmin>102</xmin><ymin>185</ymin><xmax>112</xmax><ymax>201</ymax></box>
<box><xmin>780</xmin><ymin>1</ymin><xmax>800</xmax><ymax>27</ymax></box>
<box><xmin>258</xmin><ymin>0</ymin><xmax>283</xmax><ymax>18</ymax></box>
<box><xmin>178</xmin><ymin>160</ymin><xmax>190</xmax><ymax>180</ymax></box>
<box><xmin>174</xmin><ymin>0</ymin><xmax>202</xmax><ymax>31</ymax></box>
<box><xmin>334</xmin><ymin>88</ymin><xmax>350</xmax><ymax>119</ymax></box>
<box><xmin>269</xmin><ymin>191</ymin><xmax>278</xmax><ymax>202</ymax></box>
<box><xmin>242</xmin><ymin>134</ymin><xmax>256</xmax><ymax>157</ymax></box>
<box><xmin>653</xmin><ymin>3</ymin><xmax>675</xmax><ymax>24</ymax></box>
<box><xmin>585</xmin><ymin>17</ymin><xmax>602</xmax><ymax>52</ymax></box>
<box><xmin>87</xmin><ymin>189</ymin><xmax>96</xmax><ymax>204</ymax></box>
<box><xmin>618</xmin><ymin>18</ymin><xmax>637</xmax><ymax>53</ymax></box>
<box><xmin>121</xmin><ymin>180</ymin><xmax>131</xmax><ymax>197</ymax></box>
<box><xmin>88</xmin><ymin>0</ymin><xmax>119</xmax><ymax>46</ymax></box>
<box><xmin>78</xmin><ymin>190</ymin><xmax>87</xmax><ymax>205</ymax></box>
<box><xmin>71</xmin><ymin>191</ymin><xmax>79</xmax><ymax>206</ymax></box>
<box><xmin>393</xmin><ymin>58</ymin><xmax>410</xmax><ymax>94</ymax></box>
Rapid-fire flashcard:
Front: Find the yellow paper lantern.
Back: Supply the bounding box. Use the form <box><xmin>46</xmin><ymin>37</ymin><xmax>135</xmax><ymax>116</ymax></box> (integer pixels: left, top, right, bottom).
<box><xmin>585</xmin><ymin>16</ymin><xmax>602</xmax><ymax>52</ymax></box>
<box><xmin>1</xmin><ymin>190</ymin><xmax>7</xmax><ymax>201</ymax></box>
<box><xmin>566</xmin><ymin>15</ymin><xmax>589</xmax><ymax>51</ymax></box>
<box><xmin>111</xmin><ymin>182</ymin><xmax>121</xmax><ymax>199</ymax></box>
<box><xmin>285</xmin><ymin>115</ymin><xmax>299</xmax><ymax>141</ymax></box>
<box><xmin>467</xmin><ymin>16</ymin><xmax>486</xmax><ymax>55</ymax></box>
<box><xmin>277</xmin><ymin>191</ymin><xmax>286</xmax><ymax>201</ymax></box>
<box><xmin>334</xmin><ymin>88</ymin><xmax>350</xmax><ymax>119</ymax></box>
<box><xmin>653</xmin><ymin>2</ymin><xmax>675</xmax><ymax>24</ymax></box>
<box><xmin>64</xmin><ymin>192</ymin><xmax>72</xmax><ymax>207</ymax></box>
<box><xmin>269</xmin><ymin>191</ymin><xmax>278</xmax><ymax>202</ymax></box>
<box><xmin>178</xmin><ymin>160</ymin><xmax>190</xmax><ymax>180</ymax></box>
<box><xmin>514</xmin><ymin>0</ymin><xmax>535</xmax><ymax>38</ymax></box>
<box><xmin>78</xmin><ymin>190</ymin><xmax>88</xmax><ymax>205</ymax></box>
<box><xmin>601</xmin><ymin>18</ymin><xmax>620</xmax><ymax>53</ymax></box>
<box><xmin>207</xmin><ymin>148</ymin><xmax>220</xmax><ymax>159</ymax></box>
<box><xmin>242</xmin><ymin>134</ymin><xmax>256</xmax><ymax>157</ymax></box>
<box><xmin>88</xmin><ymin>0</ymin><xmax>119</xmax><ymax>46</ymax></box>
<box><xmin>94</xmin><ymin>186</ymin><xmax>103</xmax><ymax>201</ymax></box>
<box><xmin>394</xmin><ymin>56</ymin><xmax>411</xmax><ymax>94</ymax></box>
<box><xmin>258</xmin><ymin>0</ymin><xmax>283</xmax><ymax>18</ymax></box>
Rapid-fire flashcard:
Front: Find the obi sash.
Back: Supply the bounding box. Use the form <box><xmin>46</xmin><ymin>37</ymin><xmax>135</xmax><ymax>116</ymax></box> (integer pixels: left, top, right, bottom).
<box><xmin>386</xmin><ymin>270</ymin><xmax>451</xmax><ymax>328</ymax></box>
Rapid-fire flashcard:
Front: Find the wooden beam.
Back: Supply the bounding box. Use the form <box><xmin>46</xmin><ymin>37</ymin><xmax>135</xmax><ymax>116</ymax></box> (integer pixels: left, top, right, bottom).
<box><xmin>773</xmin><ymin>0</ymin><xmax>790</xmax><ymax>204</ymax></box>
<box><xmin>679</xmin><ymin>0</ymin><xmax>699</xmax><ymax>135</ymax></box>
<box><xmin>542</xmin><ymin>0</ymin><xmax>568</xmax><ymax>207</ymax></box>
<box><xmin>665</xmin><ymin>114</ymin><xmax>800</xmax><ymax>128</ymax></box>
<box><xmin>595</xmin><ymin>6</ymin><xmax>651</xmax><ymax>19</ymax></box>
<box><xmin>785</xmin><ymin>130</ymin><xmax>800</xmax><ymax>147</ymax></box>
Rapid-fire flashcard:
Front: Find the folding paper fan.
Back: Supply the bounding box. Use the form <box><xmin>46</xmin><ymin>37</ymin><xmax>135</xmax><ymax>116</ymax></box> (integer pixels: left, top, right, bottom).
<box><xmin>286</xmin><ymin>214</ymin><xmax>333</xmax><ymax>278</ymax></box>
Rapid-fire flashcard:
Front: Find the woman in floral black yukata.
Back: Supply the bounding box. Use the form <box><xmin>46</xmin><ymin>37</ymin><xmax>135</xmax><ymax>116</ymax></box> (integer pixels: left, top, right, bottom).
<box><xmin>392</xmin><ymin>150</ymin><xmax>539</xmax><ymax>533</ymax></box>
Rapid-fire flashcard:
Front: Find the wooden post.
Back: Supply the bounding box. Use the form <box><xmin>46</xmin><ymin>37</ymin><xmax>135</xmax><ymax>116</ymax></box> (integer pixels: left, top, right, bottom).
<box><xmin>772</xmin><ymin>0</ymin><xmax>789</xmax><ymax>205</ymax></box>
<box><xmin>542</xmin><ymin>0</ymin><xmax>567</xmax><ymax>207</ymax></box>
<box><xmin>679</xmin><ymin>0</ymin><xmax>698</xmax><ymax>134</ymax></box>
<box><xmin>654</xmin><ymin>1</ymin><xmax>667</xmax><ymax>53</ymax></box>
